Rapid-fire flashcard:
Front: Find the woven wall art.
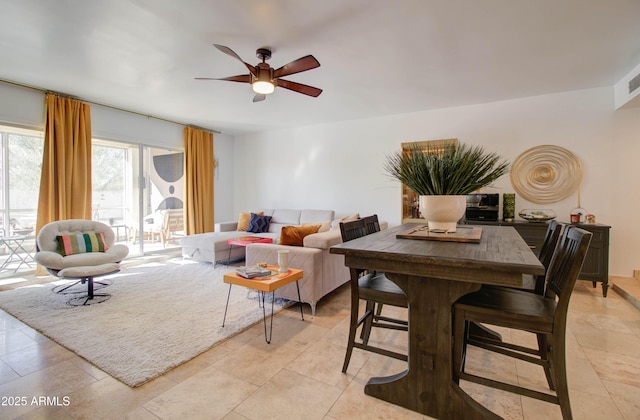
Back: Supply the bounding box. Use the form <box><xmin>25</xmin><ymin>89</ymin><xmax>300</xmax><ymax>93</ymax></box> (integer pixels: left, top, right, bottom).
<box><xmin>510</xmin><ymin>145</ymin><xmax>582</xmax><ymax>204</ymax></box>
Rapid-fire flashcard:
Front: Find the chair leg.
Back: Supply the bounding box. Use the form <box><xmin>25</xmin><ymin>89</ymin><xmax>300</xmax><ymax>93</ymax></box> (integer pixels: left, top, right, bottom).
<box><xmin>375</xmin><ymin>302</ymin><xmax>384</xmax><ymax>317</ymax></box>
<box><xmin>342</xmin><ymin>288</ymin><xmax>361</xmax><ymax>373</ymax></box>
<box><xmin>360</xmin><ymin>300</ymin><xmax>376</xmax><ymax>344</ymax></box>
<box><xmin>551</xmin><ymin>332</ymin><xmax>573</xmax><ymax>420</ymax></box>
<box><xmin>66</xmin><ymin>275</ymin><xmax>112</xmax><ymax>306</ymax></box>
<box><xmin>537</xmin><ymin>333</ymin><xmax>555</xmax><ymax>390</ymax></box>
<box><xmin>53</xmin><ymin>280</ymin><xmax>82</xmax><ymax>294</ymax></box>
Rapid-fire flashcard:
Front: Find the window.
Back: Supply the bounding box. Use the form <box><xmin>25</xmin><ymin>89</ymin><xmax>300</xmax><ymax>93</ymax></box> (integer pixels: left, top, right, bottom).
<box><xmin>0</xmin><ymin>125</ymin><xmax>42</xmax><ymax>236</ymax></box>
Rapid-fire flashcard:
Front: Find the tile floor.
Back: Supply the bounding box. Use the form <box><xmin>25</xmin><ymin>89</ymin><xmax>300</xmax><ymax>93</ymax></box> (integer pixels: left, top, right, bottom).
<box><xmin>0</xmin><ymin>272</ymin><xmax>638</xmax><ymax>419</ymax></box>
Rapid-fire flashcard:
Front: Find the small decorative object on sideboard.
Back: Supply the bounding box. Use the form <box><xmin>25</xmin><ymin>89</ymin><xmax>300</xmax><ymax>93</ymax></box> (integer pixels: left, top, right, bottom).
<box><xmin>585</xmin><ymin>213</ymin><xmax>596</xmax><ymax>224</ymax></box>
<box><xmin>570</xmin><ymin>186</ymin><xmax>588</xmax><ymax>224</ymax></box>
<box><xmin>519</xmin><ymin>209</ymin><xmax>557</xmax><ymax>223</ymax></box>
<box><xmin>503</xmin><ymin>193</ymin><xmax>515</xmax><ymax>222</ymax></box>
<box><xmin>570</xmin><ymin>207</ymin><xmax>588</xmax><ymax>224</ymax></box>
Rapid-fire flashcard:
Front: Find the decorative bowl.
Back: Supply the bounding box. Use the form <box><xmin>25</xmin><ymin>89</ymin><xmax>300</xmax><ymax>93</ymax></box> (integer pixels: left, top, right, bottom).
<box><xmin>519</xmin><ymin>209</ymin><xmax>557</xmax><ymax>223</ymax></box>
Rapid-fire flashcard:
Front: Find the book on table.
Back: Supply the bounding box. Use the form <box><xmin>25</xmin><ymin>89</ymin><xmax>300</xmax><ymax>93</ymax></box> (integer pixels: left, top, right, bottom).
<box><xmin>236</xmin><ymin>266</ymin><xmax>273</xmax><ymax>279</ymax></box>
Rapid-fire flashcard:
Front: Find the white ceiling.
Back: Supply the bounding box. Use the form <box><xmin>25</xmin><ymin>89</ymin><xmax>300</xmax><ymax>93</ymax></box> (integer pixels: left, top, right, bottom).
<box><xmin>1</xmin><ymin>0</ymin><xmax>639</xmax><ymax>135</ymax></box>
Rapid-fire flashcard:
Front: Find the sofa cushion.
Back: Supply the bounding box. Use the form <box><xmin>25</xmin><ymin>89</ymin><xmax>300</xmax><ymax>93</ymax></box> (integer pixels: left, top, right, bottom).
<box><xmin>304</xmin><ymin>221</ymin><xmax>331</xmax><ymax>232</ymax></box>
<box><xmin>280</xmin><ymin>224</ymin><xmax>321</xmax><ymax>246</ymax></box>
<box><xmin>331</xmin><ymin>213</ymin><xmax>360</xmax><ymax>229</ymax></box>
<box><xmin>270</xmin><ymin>209</ymin><xmax>302</xmax><ymax>225</ymax></box>
<box><xmin>300</xmin><ymin>209</ymin><xmax>335</xmax><ymax>224</ymax></box>
<box><xmin>56</xmin><ymin>232</ymin><xmax>108</xmax><ymax>256</ymax></box>
<box><xmin>303</xmin><ymin>229</ymin><xmax>344</xmax><ymax>250</ymax></box>
<box><xmin>247</xmin><ymin>213</ymin><xmax>272</xmax><ymax>233</ymax></box>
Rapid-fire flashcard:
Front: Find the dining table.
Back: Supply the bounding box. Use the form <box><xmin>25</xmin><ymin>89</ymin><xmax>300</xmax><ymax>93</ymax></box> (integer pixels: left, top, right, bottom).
<box><xmin>330</xmin><ymin>223</ymin><xmax>545</xmax><ymax>419</ymax></box>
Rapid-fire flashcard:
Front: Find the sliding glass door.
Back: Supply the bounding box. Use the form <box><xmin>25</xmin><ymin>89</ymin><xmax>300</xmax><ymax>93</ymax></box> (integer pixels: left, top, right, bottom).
<box><xmin>0</xmin><ymin>124</ymin><xmax>184</xmax><ymax>276</ymax></box>
<box><xmin>91</xmin><ymin>139</ymin><xmax>184</xmax><ymax>257</ymax></box>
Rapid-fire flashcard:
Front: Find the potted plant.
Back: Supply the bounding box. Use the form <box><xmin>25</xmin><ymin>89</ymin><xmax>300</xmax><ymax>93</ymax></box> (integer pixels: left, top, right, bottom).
<box><xmin>384</xmin><ymin>142</ymin><xmax>509</xmax><ymax>232</ymax></box>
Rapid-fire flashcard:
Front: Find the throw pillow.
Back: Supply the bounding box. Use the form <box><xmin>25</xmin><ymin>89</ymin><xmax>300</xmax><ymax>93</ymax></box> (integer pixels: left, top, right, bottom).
<box><xmin>246</xmin><ymin>213</ymin><xmax>272</xmax><ymax>233</ymax></box>
<box><xmin>237</xmin><ymin>211</ymin><xmax>263</xmax><ymax>231</ymax></box>
<box><xmin>56</xmin><ymin>232</ymin><xmax>109</xmax><ymax>256</ymax></box>
<box><xmin>332</xmin><ymin>213</ymin><xmax>360</xmax><ymax>230</ymax></box>
<box><xmin>303</xmin><ymin>221</ymin><xmax>331</xmax><ymax>232</ymax></box>
<box><xmin>280</xmin><ymin>224</ymin><xmax>321</xmax><ymax>246</ymax></box>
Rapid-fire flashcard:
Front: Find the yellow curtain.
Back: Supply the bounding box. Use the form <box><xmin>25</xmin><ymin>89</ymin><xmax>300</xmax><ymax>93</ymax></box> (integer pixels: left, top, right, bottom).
<box><xmin>35</xmin><ymin>94</ymin><xmax>92</xmax><ymax>274</ymax></box>
<box><xmin>36</xmin><ymin>94</ymin><xmax>92</xmax><ymax>229</ymax></box>
<box><xmin>184</xmin><ymin>127</ymin><xmax>214</xmax><ymax>234</ymax></box>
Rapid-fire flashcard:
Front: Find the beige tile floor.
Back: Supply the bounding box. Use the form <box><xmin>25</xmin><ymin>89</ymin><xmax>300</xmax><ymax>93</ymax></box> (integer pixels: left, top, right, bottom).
<box><xmin>0</xmin><ymin>274</ymin><xmax>638</xmax><ymax>419</ymax></box>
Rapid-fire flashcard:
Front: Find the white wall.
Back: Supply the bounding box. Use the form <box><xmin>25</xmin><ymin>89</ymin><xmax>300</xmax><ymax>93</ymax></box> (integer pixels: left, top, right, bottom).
<box><xmin>213</xmin><ymin>132</ymin><xmax>235</xmax><ymax>222</ymax></box>
<box><xmin>233</xmin><ymin>87</ymin><xmax>640</xmax><ymax>277</ymax></box>
<box><xmin>0</xmin><ymin>83</ymin><xmax>45</xmax><ymax>129</ymax></box>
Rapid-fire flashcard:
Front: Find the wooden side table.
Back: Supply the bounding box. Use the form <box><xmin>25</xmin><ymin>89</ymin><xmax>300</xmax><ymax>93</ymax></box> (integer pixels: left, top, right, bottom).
<box><xmin>222</xmin><ymin>266</ymin><xmax>304</xmax><ymax>343</ymax></box>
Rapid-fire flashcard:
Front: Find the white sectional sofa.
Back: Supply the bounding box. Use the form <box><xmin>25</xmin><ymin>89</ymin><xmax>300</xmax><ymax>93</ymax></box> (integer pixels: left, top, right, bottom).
<box><xmin>180</xmin><ymin>209</ymin><xmax>335</xmax><ymax>264</ymax></box>
<box><xmin>180</xmin><ymin>209</ymin><xmax>381</xmax><ymax>315</ymax></box>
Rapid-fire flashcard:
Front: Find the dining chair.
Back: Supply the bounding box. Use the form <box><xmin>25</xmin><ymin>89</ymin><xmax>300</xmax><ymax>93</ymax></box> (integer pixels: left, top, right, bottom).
<box><xmin>526</xmin><ymin>220</ymin><xmax>566</xmax><ymax>294</ymax></box>
<box><xmin>452</xmin><ymin>226</ymin><xmax>592</xmax><ymax>420</ymax></box>
<box><xmin>339</xmin><ymin>216</ymin><xmax>408</xmax><ymax>373</ymax></box>
<box><xmin>470</xmin><ymin>220</ymin><xmax>566</xmax><ymax>342</ymax></box>
<box><xmin>348</xmin><ymin>214</ymin><xmax>394</xmax><ymax>328</ymax></box>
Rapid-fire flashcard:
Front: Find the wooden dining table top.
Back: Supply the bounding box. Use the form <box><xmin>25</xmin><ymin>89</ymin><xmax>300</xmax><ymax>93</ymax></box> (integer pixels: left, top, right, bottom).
<box><xmin>330</xmin><ymin>223</ymin><xmax>545</xmax><ymax>287</ymax></box>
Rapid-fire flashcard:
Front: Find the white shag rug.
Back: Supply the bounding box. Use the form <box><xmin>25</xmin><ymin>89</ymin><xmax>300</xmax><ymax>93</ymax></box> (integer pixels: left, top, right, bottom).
<box><xmin>0</xmin><ymin>259</ymin><xmax>289</xmax><ymax>387</ymax></box>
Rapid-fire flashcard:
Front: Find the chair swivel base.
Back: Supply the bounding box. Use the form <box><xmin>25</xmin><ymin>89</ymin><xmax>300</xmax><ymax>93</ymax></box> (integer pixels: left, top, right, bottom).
<box><xmin>52</xmin><ymin>278</ymin><xmax>112</xmax><ymax>295</ymax></box>
<box><xmin>57</xmin><ymin>263</ymin><xmax>120</xmax><ymax>306</ymax></box>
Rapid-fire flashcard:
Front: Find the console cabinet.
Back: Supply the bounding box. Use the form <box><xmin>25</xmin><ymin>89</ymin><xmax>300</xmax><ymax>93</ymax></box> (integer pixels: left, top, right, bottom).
<box><xmin>468</xmin><ymin>220</ymin><xmax>611</xmax><ymax>296</ymax></box>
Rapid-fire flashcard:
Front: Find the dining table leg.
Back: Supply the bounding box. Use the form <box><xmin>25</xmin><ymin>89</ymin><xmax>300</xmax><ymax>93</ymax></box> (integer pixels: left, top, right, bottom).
<box><xmin>363</xmin><ymin>273</ymin><xmax>499</xmax><ymax>419</ymax></box>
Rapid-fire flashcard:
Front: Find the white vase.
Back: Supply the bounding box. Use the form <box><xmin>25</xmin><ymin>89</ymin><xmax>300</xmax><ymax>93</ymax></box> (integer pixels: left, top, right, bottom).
<box><xmin>419</xmin><ymin>195</ymin><xmax>467</xmax><ymax>232</ymax></box>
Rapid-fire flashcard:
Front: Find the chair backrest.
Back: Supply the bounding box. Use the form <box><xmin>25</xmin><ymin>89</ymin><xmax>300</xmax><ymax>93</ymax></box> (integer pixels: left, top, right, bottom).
<box><xmin>544</xmin><ymin>226</ymin><xmax>592</xmax><ymax>315</ymax></box>
<box><xmin>533</xmin><ymin>220</ymin><xmax>566</xmax><ymax>294</ymax></box>
<box><xmin>361</xmin><ymin>214</ymin><xmax>381</xmax><ymax>235</ymax></box>
<box><xmin>339</xmin><ymin>218</ymin><xmax>368</xmax><ymax>242</ymax></box>
<box><xmin>162</xmin><ymin>209</ymin><xmax>184</xmax><ymax>233</ymax></box>
<box><xmin>37</xmin><ymin>219</ymin><xmax>116</xmax><ymax>253</ymax></box>
<box><xmin>340</xmin><ymin>216</ymin><xmax>383</xmax><ymax>278</ymax></box>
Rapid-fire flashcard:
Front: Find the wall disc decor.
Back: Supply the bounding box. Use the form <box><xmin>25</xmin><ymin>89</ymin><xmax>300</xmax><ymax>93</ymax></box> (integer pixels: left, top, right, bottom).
<box><xmin>510</xmin><ymin>145</ymin><xmax>582</xmax><ymax>204</ymax></box>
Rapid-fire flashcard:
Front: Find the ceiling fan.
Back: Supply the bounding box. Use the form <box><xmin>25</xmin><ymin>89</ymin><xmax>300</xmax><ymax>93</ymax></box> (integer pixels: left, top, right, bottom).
<box><xmin>195</xmin><ymin>44</ymin><xmax>323</xmax><ymax>102</ymax></box>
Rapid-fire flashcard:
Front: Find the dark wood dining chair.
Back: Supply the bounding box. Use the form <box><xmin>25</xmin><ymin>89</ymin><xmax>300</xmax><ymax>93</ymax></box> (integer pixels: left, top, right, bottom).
<box><xmin>339</xmin><ymin>216</ymin><xmax>408</xmax><ymax>373</ymax></box>
<box><xmin>452</xmin><ymin>226</ymin><xmax>592</xmax><ymax>420</ymax></box>
<box><xmin>470</xmin><ymin>220</ymin><xmax>566</xmax><ymax>341</ymax></box>
<box><xmin>527</xmin><ymin>220</ymin><xmax>566</xmax><ymax>294</ymax></box>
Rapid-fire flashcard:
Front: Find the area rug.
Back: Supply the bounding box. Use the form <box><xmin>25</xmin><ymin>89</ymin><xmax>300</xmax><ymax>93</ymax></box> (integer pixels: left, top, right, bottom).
<box><xmin>0</xmin><ymin>259</ymin><xmax>290</xmax><ymax>387</ymax></box>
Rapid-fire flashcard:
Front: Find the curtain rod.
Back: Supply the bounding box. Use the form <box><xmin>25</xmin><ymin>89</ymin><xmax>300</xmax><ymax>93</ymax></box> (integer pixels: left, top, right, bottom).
<box><xmin>1</xmin><ymin>78</ymin><xmax>221</xmax><ymax>134</ymax></box>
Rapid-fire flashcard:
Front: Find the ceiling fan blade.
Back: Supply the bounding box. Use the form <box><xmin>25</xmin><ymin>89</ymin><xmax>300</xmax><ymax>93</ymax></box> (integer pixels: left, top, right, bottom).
<box><xmin>253</xmin><ymin>94</ymin><xmax>266</xmax><ymax>103</ymax></box>
<box><xmin>213</xmin><ymin>44</ymin><xmax>257</xmax><ymax>77</ymax></box>
<box><xmin>194</xmin><ymin>74</ymin><xmax>252</xmax><ymax>83</ymax></box>
<box><xmin>276</xmin><ymin>79</ymin><xmax>323</xmax><ymax>97</ymax></box>
<box><xmin>273</xmin><ymin>55</ymin><xmax>320</xmax><ymax>78</ymax></box>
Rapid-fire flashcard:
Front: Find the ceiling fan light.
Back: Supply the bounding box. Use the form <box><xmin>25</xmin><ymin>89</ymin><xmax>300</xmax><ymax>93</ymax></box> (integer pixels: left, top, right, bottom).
<box><xmin>252</xmin><ymin>80</ymin><xmax>275</xmax><ymax>94</ymax></box>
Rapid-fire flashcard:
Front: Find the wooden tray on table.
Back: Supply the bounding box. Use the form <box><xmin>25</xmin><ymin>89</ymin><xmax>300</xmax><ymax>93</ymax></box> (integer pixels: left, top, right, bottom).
<box><xmin>396</xmin><ymin>225</ymin><xmax>482</xmax><ymax>243</ymax></box>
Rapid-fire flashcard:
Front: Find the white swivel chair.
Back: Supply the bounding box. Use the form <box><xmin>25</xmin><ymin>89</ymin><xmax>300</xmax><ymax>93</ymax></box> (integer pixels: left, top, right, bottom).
<box><xmin>34</xmin><ymin>219</ymin><xmax>129</xmax><ymax>305</ymax></box>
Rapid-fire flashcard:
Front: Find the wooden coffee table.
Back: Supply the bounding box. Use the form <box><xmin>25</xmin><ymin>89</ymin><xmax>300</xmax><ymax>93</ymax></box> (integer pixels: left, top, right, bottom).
<box><xmin>222</xmin><ymin>266</ymin><xmax>304</xmax><ymax>343</ymax></box>
<box><xmin>218</xmin><ymin>236</ymin><xmax>273</xmax><ymax>266</ymax></box>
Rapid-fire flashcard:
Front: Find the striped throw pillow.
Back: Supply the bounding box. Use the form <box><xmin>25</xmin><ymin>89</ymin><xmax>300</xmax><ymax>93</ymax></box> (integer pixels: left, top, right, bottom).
<box><xmin>56</xmin><ymin>232</ymin><xmax>109</xmax><ymax>256</ymax></box>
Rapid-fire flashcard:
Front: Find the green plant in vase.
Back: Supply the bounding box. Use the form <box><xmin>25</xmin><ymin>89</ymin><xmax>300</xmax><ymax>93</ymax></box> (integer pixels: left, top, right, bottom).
<box><xmin>384</xmin><ymin>142</ymin><xmax>509</xmax><ymax>232</ymax></box>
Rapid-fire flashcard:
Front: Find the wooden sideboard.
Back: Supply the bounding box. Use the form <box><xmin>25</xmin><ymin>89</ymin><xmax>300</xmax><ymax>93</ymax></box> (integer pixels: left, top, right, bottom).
<box><xmin>466</xmin><ymin>220</ymin><xmax>611</xmax><ymax>297</ymax></box>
